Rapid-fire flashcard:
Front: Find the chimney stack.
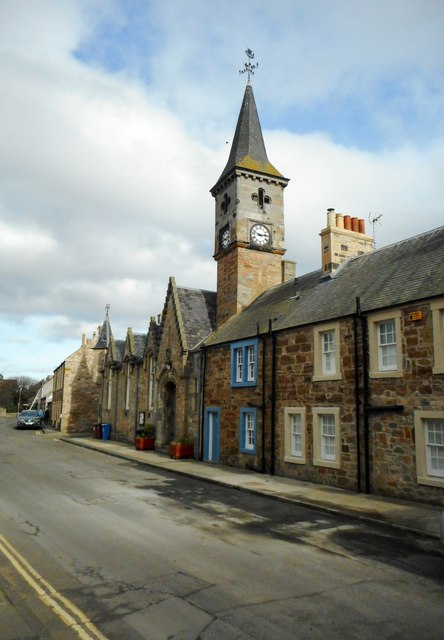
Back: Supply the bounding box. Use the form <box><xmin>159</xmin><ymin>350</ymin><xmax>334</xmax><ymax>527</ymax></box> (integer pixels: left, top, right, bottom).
<box><xmin>320</xmin><ymin>208</ymin><xmax>374</xmax><ymax>274</ymax></box>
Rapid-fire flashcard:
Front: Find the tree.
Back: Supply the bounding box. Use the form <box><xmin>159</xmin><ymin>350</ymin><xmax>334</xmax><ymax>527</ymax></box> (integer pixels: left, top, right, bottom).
<box><xmin>0</xmin><ymin>376</ymin><xmax>39</xmax><ymax>412</ymax></box>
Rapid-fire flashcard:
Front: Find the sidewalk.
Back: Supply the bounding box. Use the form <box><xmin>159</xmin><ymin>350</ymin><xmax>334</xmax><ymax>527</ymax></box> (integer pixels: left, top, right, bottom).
<box><xmin>60</xmin><ymin>434</ymin><xmax>443</xmax><ymax>541</ymax></box>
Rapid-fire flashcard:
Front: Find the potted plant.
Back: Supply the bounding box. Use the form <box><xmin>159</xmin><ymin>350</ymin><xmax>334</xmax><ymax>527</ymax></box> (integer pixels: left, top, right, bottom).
<box><xmin>135</xmin><ymin>426</ymin><xmax>155</xmax><ymax>451</ymax></box>
<box><xmin>169</xmin><ymin>436</ymin><xmax>194</xmax><ymax>459</ymax></box>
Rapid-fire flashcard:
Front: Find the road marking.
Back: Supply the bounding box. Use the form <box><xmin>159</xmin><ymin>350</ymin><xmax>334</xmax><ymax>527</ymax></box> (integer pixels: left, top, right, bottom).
<box><xmin>0</xmin><ymin>534</ymin><xmax>108</xmax><ymax>640</ymax></box>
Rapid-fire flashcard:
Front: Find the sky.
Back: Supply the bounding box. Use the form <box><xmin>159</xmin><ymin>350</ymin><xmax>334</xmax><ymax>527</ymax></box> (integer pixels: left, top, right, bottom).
<box><xmin>1</xmin><ymin>0</ymin><xmax>443</xmax><ymax>381</ymax></box>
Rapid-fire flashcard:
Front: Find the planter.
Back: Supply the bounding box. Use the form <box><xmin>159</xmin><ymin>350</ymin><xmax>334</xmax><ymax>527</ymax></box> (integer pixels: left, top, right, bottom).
<box><xmin>169</xmin><ymin>443</ymin><xmax>194</xmax><ymax>459</ymax></box>
<box><xmin>135</xmin><ymin>436</ymin><xmax>155</xmax><ymax>451</ymax></box>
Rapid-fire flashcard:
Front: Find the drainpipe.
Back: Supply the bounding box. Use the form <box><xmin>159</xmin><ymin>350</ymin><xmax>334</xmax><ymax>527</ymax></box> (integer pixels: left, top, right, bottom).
<box><xmin>198</xmin><ymin>346</ymin><xmax>206</xmax><ymax>461</ymax></box>
<box><xmin>354</xmin><ymin>298</ymin><xmax>362</xmax><ymax>492</ymax></box>
<box><xmin>360</xmin><ymin>309</ymin><xmax>371</xmax><ymax>494</ymax></box>
<box><xmin>269</xmin><ymin>318</ymin><xmax>277</xmax><ymax>476</ymax></box>
<box><xmin>257</xmin><ymin>323</ymin><xmax>266</xmax><ymax>474</ymax></box>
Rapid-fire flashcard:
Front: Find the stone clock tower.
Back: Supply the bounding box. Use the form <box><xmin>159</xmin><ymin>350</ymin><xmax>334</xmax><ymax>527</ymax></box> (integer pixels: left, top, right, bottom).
<box><xmin>211</xmin><ymin>75</ymin><xmax>290</xmax><ymax>326</ymax></box>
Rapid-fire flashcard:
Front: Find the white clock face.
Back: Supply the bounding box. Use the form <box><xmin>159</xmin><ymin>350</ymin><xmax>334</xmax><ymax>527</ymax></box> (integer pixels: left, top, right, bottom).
<box><xmin>221</xmin><ymin>227</ymin><xmax>230</xmax><ymax>249</ymax></box>
<box><xmin>250</xmin><ymin>224</ymin><xmax>270</xmax><ymax>246</ymax></box>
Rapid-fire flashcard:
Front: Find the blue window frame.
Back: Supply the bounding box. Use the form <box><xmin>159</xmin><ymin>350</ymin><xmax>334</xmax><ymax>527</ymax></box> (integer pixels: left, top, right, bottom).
<box><xmin>231</xmin><ymin>338</ymin><xmax>258</xmax><ymax>387</ymax></box>
<box><xmin>240</xmin><ymin>407</ymin><xmax>257</xmax><ymax>454</ymax></box>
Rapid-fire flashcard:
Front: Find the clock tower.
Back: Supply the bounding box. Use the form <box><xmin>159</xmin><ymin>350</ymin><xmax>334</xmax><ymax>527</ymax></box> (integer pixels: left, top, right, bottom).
<box><xmin>211</xmin><ymin>64</ymin><xmax>290</xmax><ymax>326</ymax></box>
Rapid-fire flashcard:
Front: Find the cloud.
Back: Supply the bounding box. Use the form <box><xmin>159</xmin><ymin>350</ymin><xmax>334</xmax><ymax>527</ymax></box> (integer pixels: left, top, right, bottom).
<box><xmin>0</xmin><ymin>0</ymin><xmax>443</xmax><ymax>378</ymax></box>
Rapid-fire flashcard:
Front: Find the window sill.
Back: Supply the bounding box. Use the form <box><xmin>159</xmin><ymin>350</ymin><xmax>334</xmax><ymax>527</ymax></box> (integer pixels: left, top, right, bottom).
<box><xmin>313</xmin><ymin>458</ymin><xmax>340</xmax><ymax>469</ymax></box>
<box><xmin>417</xmin><ymin>475</ymin><xmax>444</xmax><ymax>488</ymax></box>
<box><xmin>284</xmin><ymin>455</ymin><xmax>306</xmax><ymax>465</ymax></box>
<box><xmin>369</xmin><ymin>369</ymin><xmax>403</xmax><ymax>379</ymax></box>
<box><xmin>312</xmin><ymin>374</ymin><xmax>342</xmax><ymax>382</ymax></box>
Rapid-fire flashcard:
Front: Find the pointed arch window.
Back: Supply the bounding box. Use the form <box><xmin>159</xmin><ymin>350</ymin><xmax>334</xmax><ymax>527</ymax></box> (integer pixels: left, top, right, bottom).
<box><xmin>125</xmin><ymin>363</ymin><xmax>131</xmax><ymax>412</ymax></box>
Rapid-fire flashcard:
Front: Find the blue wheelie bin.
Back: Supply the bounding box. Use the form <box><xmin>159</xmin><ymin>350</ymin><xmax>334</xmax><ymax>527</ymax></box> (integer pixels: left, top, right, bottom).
<box><xmin>101</xmin><ymin>423</ymin><xmax>111</xmax><ymax>440</ymax></box>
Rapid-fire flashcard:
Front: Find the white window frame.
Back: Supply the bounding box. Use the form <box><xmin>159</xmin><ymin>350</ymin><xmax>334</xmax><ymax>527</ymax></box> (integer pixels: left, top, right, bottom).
<box><xmin>313</xmin><ymin>407</ymin><xmax>340</xmax><ymax>469</ymax></box>
<box><xmin>240</xmin><ymin>408</ymin><xmax>257</xmax><ymax>454</ymax></box>
<box><xmin>148</xmin><ymin>355</ymin><xmax>155</xmax><ymax>409</ymax></box>
<box><xmin>247</xmin><ymin>345</ymin><xmax>255</xmax><ymax>382</ymax></box>
<box><xmin>284</xmin><ymin>407</ymin><xmax>306</xmax><ymax>464</ymax></box>
<box><xmin>431</xmin><ymin>299</ymin><xmax>444</xmax><ymax>374</ymax></box>
<box><xmin>236</xmin><ymin>348</ymin><xmax>243</xmax><ymax>383</ymax></box>
<box><xmin>107</xmin><ymin>370</ymin><xmax>112</xmax><ymax>411</ymax></box>
<box><xmin>414</xmin><ymin>410</ymin><xmax>444</xmax><ymax>488</ymax></box>
<box><xmin>377</xmin><ymin>319</ymin><xmax>397</xmax><ymax>371</ymax></box>
<box><xmin>368</xmin><ymin>310</ymin><xmax>403</xmax><ymax>378</ymax></box>
<box><xmin>125</xmin><ymin>363</ymin><xmax>131</xmax><ymax>412</ymax></box>
<box><xmin>313</xmin><ymin>322</ymin><xmax>341</xmax><ymax>381</ymax></box>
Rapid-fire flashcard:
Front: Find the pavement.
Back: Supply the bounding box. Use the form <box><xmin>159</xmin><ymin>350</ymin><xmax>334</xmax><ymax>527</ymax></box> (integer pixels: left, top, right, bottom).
<box><xmin>59</xmin><ymin>433</ymin><xmax>444</xmax><ymax>542</ymax></box>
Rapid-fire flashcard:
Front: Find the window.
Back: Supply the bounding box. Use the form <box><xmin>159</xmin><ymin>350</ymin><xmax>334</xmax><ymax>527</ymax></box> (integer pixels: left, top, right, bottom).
<box><xmin>426</xmin><ymin>420</ymin><xmax>444</xmax><ymax>477</ymax></box>
<box><xmin>240</xmin><ymin>408</ymin><xmax>257</xmax><ymax>454</ymax></box>
<box><xmin>414</xmin><ymin>411</ymin><xmax>444</xmax><ymax>488</ymax></box>
<box><xmin>320</xmin><ymin>415</ymin><xmax>336</xmax><ymax>460</ymax></box>
<box><xmin>313</xmin><ymin>407</ymin><xmax>340</xmax><ymax>469</ymax></box>
<box><xmin>107</xmin><ymin>371</ymin><xmax>112</xmax><ymax>411</ymax></box>
<box><xmin>431</xmin><ymin>299</ymin><xmax>444</xmax><ymax>374</ymax></box>
<box><xmin>322</xmin><ymin>332</ymin><xmax>336</xmax><ymax>375</ymax></box>
<box><xmin>313</xmin><ymin>322</ymin><xmax>341</xmax><ymax>381</ymax></box>
<box><xmin>125</xmin><ymin>363</ymin><xmax>131</xmax><ymax>412</ymax></box>
<box><xmin>378</xmin><ymin>320</ymin><xmax>397</xmax><ymax>370</ymax></box>
<box><xmin>148</xmin><ymin>356</ymin><xmax>155</xmax><ymax>409</ymax></box>
<box><xmin>368</xmin><ymin>310</ymin><xmax>403</xmax><ymax>378</ymax></box>
<box><xmin>284</xmin><ymin>408</ymin><xmax>306</xmax><ymax>464</ymax></box>
<box><xmin>231</xmin><ymin>339</ymin><xmax>258</xmax><ymax>387</ymax></box>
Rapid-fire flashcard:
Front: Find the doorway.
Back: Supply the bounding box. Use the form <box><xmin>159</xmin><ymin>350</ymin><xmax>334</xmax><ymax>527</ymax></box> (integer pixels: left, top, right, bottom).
<box><xmin>204</xmin><ymin>408</ymin><xmax>220</xmax><ymax>463</ymax></box>
<box><xmin>165</xmin><ymin>381</ymin><xmax>176</xmax><ymax>445</ymax></box>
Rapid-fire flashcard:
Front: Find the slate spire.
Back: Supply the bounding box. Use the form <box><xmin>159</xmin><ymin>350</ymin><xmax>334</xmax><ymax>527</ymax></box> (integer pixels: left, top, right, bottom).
<box><xmin>94</xmin><ymin>305</ymin><xmax>112</xmax><ymax>349</ymax></box>
<box><xmin>215</xmin><ymin>83</ymin><xmax>284</xmax><ymax>188</ymax></box>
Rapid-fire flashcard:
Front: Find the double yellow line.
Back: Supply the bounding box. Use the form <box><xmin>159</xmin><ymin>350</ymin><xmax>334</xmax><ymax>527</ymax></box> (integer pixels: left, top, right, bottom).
<box><xmin>0</xmin><ymin>534</ymin><xmax>108</xmax><ymax>640</ymax></box>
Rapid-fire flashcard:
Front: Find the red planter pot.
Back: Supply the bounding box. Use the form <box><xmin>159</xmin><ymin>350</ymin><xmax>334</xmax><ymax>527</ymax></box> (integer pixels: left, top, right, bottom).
<box><xmin>135</xmin><ymin>437</ymin><xmax>155</xmax><ymax>451</ymax></box>
<box><xmin>169</xmin><ymin>443</ymin><xmax>194</xmax><ymax>459</ymax></box>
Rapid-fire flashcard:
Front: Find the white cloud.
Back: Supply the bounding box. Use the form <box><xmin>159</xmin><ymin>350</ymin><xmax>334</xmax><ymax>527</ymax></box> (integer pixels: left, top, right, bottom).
<box><xmin>0</xmin><ymin>0</ymin><xmax>443</xmax><ymax>378</ymax></box>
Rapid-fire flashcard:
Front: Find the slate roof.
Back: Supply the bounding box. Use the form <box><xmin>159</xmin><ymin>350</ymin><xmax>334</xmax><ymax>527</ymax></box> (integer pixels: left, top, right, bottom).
<box><xmin>212</xmin><ymin>84</ymin><xmax>286</xmax><ymax>190</ymax></box>
<box><xmin>133</xmin><ymin>333</ymin><xmax>147</xmax><ymax>359</ymax></box>
<box><xmin>176</xmin><ymin>286</ymin><xmax>217</xmax><ymax>350</ymax></box>
<box><xmin>112</xmin><ymin>339</ymin><xmax>126</xmax><ymax>363</ymax></box>
<box><xmin>205</xmin><ymin>225</ymin><xmax>444</xmax><ymax>347</ymax></box>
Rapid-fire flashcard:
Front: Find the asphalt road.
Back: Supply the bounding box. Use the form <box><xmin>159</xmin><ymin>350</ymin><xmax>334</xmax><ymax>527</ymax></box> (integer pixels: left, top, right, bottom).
<box><xmin>1</xmin><ymin>416</ymin><xmax>443</xmax><ymax>639</ymax></box>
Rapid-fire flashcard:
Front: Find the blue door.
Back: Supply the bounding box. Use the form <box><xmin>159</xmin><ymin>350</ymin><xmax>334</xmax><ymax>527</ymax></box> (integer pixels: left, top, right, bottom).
<box><xmin>204</xmin><ymin>408</ymin><xmax>220</xmax><ymax>463</ymax></box>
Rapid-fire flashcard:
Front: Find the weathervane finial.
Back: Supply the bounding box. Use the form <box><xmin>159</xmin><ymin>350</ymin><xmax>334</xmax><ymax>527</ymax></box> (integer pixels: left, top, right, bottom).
<box><xmin>239</xmin><ymin>48</ymin><xmax>258</xmax><ymax>84</ymax></box>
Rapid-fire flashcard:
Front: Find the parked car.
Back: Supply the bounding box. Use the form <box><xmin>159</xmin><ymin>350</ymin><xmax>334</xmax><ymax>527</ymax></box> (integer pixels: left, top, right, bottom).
<box><xmin>16</xmin><ymin>410</ymin><xmax>43</xmax><ymax>429</ymax></box>
<box><xmin>440</xmin><ymin>511</ymin><xmax>444</xmax><ymax>547</ymax></box>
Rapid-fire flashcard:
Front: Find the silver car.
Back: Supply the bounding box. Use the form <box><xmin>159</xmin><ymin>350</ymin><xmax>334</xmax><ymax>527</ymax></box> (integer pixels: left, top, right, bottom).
<box><xmin>16</xmin><ymin>410</ymin><xmax>43</xmax><ymax>429</ymax></box>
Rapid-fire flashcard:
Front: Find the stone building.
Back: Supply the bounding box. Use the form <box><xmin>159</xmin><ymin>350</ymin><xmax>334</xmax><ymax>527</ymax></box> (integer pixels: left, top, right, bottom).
<box><xmin>100</xmin><ymin>328</ymin><xmax>147</xmax><ymax>442</ymax></box>
<box><xmin>98</xmin><ymin>75</ymin><xmax>443</xmax><ymax>505</ymax></box>
<box><xmin>100</xmin><ymin>277</ymin><xmax>215</xmax><ymax>448</ymax></box>
<box><xmin>52</xmin><ymin>312</ymin><xmax>110</xmax><ymax>433</ymax></box>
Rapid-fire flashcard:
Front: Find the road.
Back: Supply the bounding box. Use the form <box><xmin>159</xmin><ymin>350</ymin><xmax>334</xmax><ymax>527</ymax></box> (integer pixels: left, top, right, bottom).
<box><xmin>1</xmin><ymin>416</ymin><xmax>443</xmax><ymax>639</ymax></box>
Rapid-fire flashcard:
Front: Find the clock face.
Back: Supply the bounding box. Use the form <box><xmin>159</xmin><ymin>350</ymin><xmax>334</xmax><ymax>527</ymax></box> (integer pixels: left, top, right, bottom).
<box><xmin>250</xmin><ymin>224</ymin><xmax>270</xmax><ymax>246</ymax></box>
<box><xmin>220</xmin><ymin>226</ymin><xmax>230</xmax><ymax>249</ymax></box>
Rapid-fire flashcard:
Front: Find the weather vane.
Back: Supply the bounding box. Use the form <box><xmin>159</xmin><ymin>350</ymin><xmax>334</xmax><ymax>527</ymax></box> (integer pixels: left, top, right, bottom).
<box><xmin>239</xmin><ymin>48</ymin><xmax>258</xmax><ymax>84</ymax></box>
